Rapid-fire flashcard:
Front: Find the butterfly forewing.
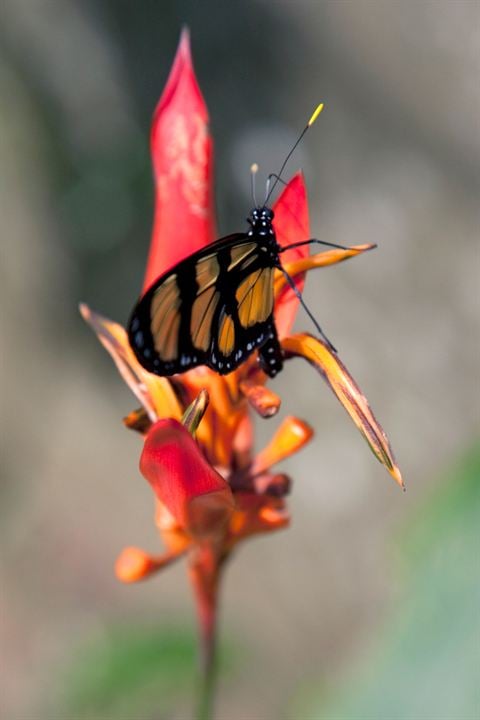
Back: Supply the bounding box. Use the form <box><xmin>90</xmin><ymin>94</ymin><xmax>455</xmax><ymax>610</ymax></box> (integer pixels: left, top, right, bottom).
<box><xmin>128</xmin><ymin>232</ymin><xmax>279</xmax><ymax>376</ymax></box>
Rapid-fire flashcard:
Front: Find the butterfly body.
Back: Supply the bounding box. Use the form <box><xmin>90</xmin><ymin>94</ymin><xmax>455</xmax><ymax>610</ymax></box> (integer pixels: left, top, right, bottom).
<box><xmin>128</xmin><ymin>207</ymin><xmax>284</xmax><ymax>378</ymax></box>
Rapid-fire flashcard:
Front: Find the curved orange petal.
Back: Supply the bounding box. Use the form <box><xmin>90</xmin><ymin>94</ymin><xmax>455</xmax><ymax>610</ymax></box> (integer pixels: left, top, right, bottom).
<box><xmin>144</xmin><ymin>28</ymin><xmax>216</xmax><ymax>291</ymax></box>
<box><xmin>115</xmin><ymin>545</ymin><xmax>185</xmax><ymax>583</ymax></box>
<box><xmin>80</xmin><ymin>304</ymin><xmax>182</xmax><ymax>423</ymax></box>
<box><xmin>272</xmin><ymin>172</ymin><xmax>310</xmax><ymax>338</ymax></box>
<box><xmin>282</xmin><ymin>333</ymin><xmax>404</xmax><ymax>488</ymax></box>
<box><xmin>274</xmin><ymin>244</ymin><xmax>376</xmax><ymax>297</ymax></box>
<box><xmin>252</xmin><ymin>416</ymin><xmax>314</xmax><ymax>476</ymax></box>
<box><xmin>239</xmin><ymin>379</ymin><xmax>281</xmax><ymax>418</ymax></box>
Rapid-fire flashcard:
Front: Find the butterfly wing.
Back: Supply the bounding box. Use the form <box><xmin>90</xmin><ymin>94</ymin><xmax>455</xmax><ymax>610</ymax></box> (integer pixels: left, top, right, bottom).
<box><xmin>128</xmin><ymin>233</ymin><xmax>278</xmax><ymax>376</ymax></box>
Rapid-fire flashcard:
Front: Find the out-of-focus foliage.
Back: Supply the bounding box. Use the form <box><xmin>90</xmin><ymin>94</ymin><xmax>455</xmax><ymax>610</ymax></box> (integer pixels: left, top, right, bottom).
<box><xmin>61</xmin><ymin>625</ymin><xmax>195</xmax><ymax>719</ymax></box>
<box><xmin>57</xmin><ymin>623</ymin><xmax>236</xmax><ymax>719</ymax></box>
<box><xmin>295</xmin><ymin>446</ymin><xmax>480</xmax><ymax>720</ymax></box>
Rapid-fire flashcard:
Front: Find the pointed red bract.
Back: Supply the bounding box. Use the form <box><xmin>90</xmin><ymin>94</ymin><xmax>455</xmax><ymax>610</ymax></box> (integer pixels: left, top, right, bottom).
<box><xmin>272</xmin><ymin>172</ymin><xmax>310</xmax><ymax>337</ymax></box>
<box><xmin>140</xmin><ymin>419</ymin><xmax>235</xmax><ymax>538</ymax></box>
<box><xmin>143</xmin><ymin>29</ymin><xmax>216</xmax><ymax>292</ymax></box>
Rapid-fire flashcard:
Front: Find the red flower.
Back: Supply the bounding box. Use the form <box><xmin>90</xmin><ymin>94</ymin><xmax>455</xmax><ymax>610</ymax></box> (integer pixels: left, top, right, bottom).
<box><xmin>81</xmin><ymin>27</ymin><xmax>403</xmax><ymax>716</ymax></box>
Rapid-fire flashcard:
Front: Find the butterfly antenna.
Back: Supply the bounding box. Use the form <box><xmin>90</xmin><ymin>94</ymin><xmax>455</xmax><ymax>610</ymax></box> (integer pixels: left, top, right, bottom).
<box><xmin>264</xmin><ymin>102</ymin><xmax>324</xmax><ymax>206</ymax></box>
<box><xmin>250</xmin><ymin>163</ymin><xmax>259</xmax><ymax>208</ymax></box>
<box><xmin>277</xmin><ymin>264</ymin><xmax>337</xmax><ymax>353</ymax></box>
<box><xmin>264</xmin><ymin>173</ymin><xmax>272</xmax><ymax>205</ymax></box>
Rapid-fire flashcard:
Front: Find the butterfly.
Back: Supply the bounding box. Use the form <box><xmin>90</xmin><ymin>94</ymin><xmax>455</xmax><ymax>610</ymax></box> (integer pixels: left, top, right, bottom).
<box><xmin>128</xmin><ymin>104</ymin><xmax>342</xmax><ymax>379</ymax></box>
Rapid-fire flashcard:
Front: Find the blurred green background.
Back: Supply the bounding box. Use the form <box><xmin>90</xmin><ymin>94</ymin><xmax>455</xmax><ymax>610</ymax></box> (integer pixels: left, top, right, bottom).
<box><xmin>1</xmin><ymin>1</ymin><xmax>478</xmax><ymax>719</ymax></box>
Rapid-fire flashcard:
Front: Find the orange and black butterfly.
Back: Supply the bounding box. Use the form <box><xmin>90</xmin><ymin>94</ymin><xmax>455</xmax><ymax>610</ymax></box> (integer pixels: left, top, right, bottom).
<box><xmin>128</xmin><ymin>105</ymin><xmax>341</xmax><ymax>379</ymax></box>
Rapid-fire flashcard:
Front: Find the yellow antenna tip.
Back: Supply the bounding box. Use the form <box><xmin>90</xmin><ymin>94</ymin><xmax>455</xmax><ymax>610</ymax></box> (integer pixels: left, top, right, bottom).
<box><xmin>308</xmin><ymin>102</ymin><xmax>324</xmax><ymax>127</ymax></box>
<box><xmin>250</xmin><ymin>163</ymin><xmax>259</xmax><ymax>174</ymax></box>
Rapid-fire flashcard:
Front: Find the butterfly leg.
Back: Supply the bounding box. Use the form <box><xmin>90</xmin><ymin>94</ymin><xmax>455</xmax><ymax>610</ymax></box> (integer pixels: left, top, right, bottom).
<box><xmin>276</xmin><ymin>264</ymin><xmax>337</xmax><ymax>353</ymax></box>
<box><xmin>258</xmin><ymin>324</ymin><xmax>283</xmax><ymax>378</ymax></box>
<box><xmin>278</xmin><ymin>238</ymin><xmax>354</xmax><ymax>252</ymax></box>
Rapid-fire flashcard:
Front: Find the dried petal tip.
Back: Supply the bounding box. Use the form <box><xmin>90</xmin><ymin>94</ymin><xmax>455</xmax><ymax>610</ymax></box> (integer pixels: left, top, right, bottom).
<box><xmin>282</xmin><ymin>333</ymin><xmax>403</xmax><ymax>488</ymax></box>
<box><xmin>239</xmin><ymin>380</ymin><xmax>281</xmax><ymax>418</ymax></box>
<box><xmin>392</xmin><ymin>466</ymin><xmax>406</xmax><ymax>492</ymax></box>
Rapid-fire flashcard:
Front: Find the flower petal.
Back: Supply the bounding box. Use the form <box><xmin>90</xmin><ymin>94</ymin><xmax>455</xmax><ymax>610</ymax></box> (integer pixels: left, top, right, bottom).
<box><xmin>180</xmin><ymin>368</ymin><xmax>248</xmax><ymax>468</ymax></box>
<box><xmin>80</xmin><ymin>303</ymin><xmax>181</xmax><ymax>423</ymax></box>
<box><xmin>228</xmin><ymin>495</ymin><xmax>289</xmax><ymax>542</ymax></box>
<box><xmin>272</xmin><ymin>172</ymin><xmax>310</xmax><ymax>338</ymax></box>
<box><xmin>252</xmin><ymin>416</ymin><xmax>314</xmax><ymax>476</ymax></box>
<box><xmin>143</xmin><ymin>28</ymin><xmax>216</xmax><ymax>291</ymax></box>
<box><xmin>115</xmin><ymin>545</ymin><xmax>185</xmax><ymax>583</ymax></box>
<box><xmin>182</xmin><ymin>388</ymin><xmax>210</xmax><ymax>435</ymax></box>
<box><xmin>239</xmin><ymin>379</ymin><xmax>281</xmax><ymax>418</ymax></box>
<box><xmin>282</xmin><ymin>333</ymin><xmax>404</xmax><ymax>488</ymax></box>
<box><xmin>140</xmin><ymin>419</ymin><xmax>235</xmax><ymax>538</ymax></box>
<box><xmin>123</xmin><ymin>407</ymin><xmax>152</xmax><ymax>434</ymax></box>
<box><xmin>253</xmin><ymin>473</ymin><xmax>292</xmax><ymax>497</ymax></box>
<box><xmin>274</xmin><ymin>244</ymin><xmax>376</xmax><ymax>298</ymax></box>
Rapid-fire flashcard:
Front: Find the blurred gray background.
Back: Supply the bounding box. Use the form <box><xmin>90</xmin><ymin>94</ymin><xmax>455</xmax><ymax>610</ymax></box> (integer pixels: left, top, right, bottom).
<box><xmin>1</xmin><ymin>1</ymin><xmax>478</xmax><ymax>718</ymax></box>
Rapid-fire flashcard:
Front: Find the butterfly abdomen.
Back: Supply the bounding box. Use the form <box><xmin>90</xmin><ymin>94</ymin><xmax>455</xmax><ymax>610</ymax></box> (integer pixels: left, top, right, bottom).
<box><xmin>257</xmin><ymin>323</ymin><xmax>283</xmax><ymax>377</ymax></box>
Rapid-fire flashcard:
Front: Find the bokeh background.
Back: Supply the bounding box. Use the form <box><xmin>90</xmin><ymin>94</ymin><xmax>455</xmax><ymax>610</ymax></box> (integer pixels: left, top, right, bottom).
<box><xmin>1</xmin><ymin>1</ymin><xmax>479</xmax><ymax>718</ymax></box>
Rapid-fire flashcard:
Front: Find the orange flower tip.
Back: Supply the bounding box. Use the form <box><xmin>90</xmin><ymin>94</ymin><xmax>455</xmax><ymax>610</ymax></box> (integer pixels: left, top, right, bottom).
<box><xmin>115</xmin><ymin>547</ymin><xmax>155</xmax><ymax>583</ymax></box>
<box><xmin>258</xmin><ymin>506</ymin><xmax>289</xmax><ymax>526</ymax></box>
<box><xmin>353</xmin><ymin>243</ymin><xmax>377</xmax><ymax>253</ymax></box>
<box><xmin>253</xmin><ymin>415</ymin><xmax>313</xmax><ymax>475</ymax></box>
<box><xmin>123</xmin><ymin>407</ymin><xmax>152</xmax><ymax>434</ymax></box>
<box><xmin>391</xmin><ymin>466</ymin><xmax>406</xmax><ymax>491</ymax></box>
<box><xmin>307</xmin><ymin>102</ymin><xmax>324</xmax><ymax>127</ymax></box>
<box><xmin>239</xmin><ymin>381</ymin><xmax>281</xmax><ymax>418</ymax></box>
<box><xmin>115</xmin><ymin>546</ymin><xmax>183</xmax><ymax>583</ymax></box>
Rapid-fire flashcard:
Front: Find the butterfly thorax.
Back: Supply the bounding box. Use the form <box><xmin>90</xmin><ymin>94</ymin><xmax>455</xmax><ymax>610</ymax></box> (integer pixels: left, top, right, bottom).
<box><xmin>247</xmin><ymin>206</ymin><xmax>274</xmax><ymax>235</ymax></box>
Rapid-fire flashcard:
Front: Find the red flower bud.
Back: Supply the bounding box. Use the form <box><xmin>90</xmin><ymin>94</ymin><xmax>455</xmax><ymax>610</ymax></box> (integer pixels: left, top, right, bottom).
<box><xmin>140</xmin><ymin>419</ymin><xmax>235</xmax><ymax>538</ymax></box>
<box><xmin>143</xmin><ymin>29</ymin><xmax>216</xmax><ymax>291</ymax></box>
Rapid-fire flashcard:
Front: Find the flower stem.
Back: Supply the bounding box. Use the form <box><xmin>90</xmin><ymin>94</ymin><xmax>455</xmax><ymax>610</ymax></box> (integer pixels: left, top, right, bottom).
<box><xmin>190</xmin><ymin>546</ymin><xmax>223</xmax><ymax>720</ymax></box>
<box><xmin>197</xmin><ymin>606</ymin><xmax>217</xmax><ymax>720</ymax></box>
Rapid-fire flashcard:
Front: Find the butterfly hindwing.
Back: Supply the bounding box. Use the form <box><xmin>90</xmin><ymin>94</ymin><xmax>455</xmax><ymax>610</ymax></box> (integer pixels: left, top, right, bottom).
<box><xmin>128</xmin><ymin>232</ymin><xmax>280</xmax><ymax>376</ymax></box>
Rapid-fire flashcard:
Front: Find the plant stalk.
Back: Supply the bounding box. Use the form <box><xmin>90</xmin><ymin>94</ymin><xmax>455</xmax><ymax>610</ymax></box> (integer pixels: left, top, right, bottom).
<box><xmin>190</xmin><ymin>545</ymin><xmax>224</xmax><ymax>720</ymax></box>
